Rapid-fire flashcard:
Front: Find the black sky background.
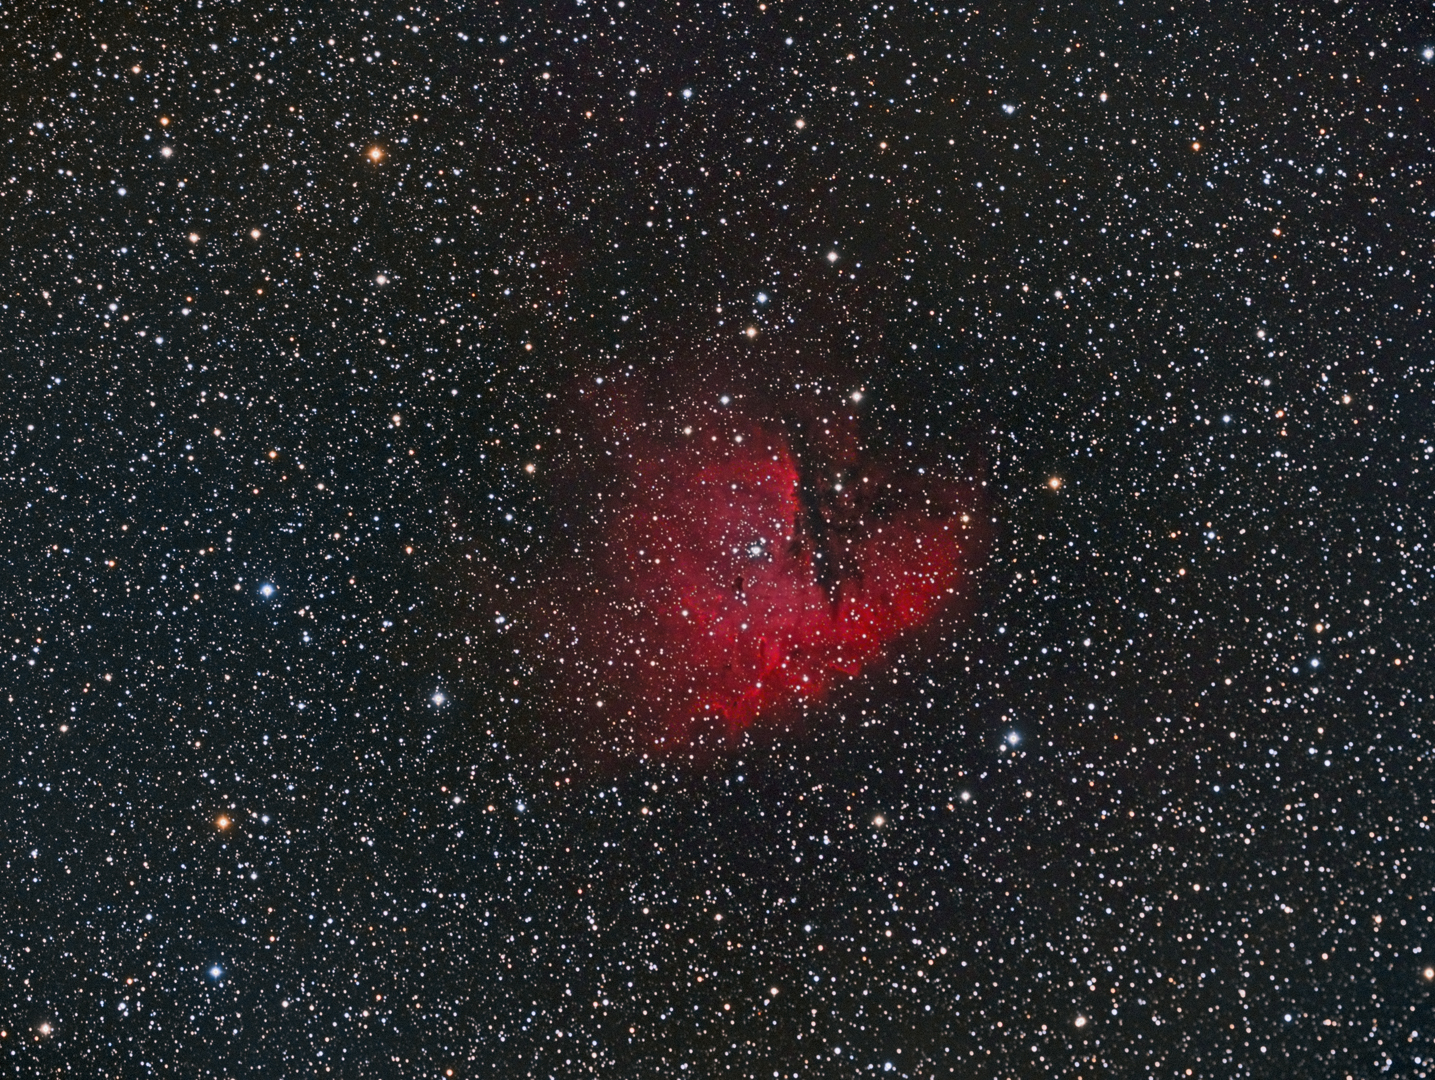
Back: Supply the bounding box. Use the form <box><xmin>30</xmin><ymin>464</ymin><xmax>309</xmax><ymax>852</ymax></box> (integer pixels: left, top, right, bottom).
<box><xmin>4</xmin><ymin>0</ymin><xmax>1433</xmax><ymax>1076</ymax></box>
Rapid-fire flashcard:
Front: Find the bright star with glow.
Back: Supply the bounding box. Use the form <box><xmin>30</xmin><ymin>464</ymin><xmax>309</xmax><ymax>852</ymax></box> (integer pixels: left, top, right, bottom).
<box><xmin>259</xmin><ymin>583</ymin><xmax>274</xmax><ymax>598</ymax></box>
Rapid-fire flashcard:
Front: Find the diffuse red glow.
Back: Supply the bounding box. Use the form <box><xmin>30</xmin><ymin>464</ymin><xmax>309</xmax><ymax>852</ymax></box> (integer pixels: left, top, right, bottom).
<box><xmin>521</xmin><ymin>369</ymin><xmax>983</xmax><ymax>749</ymax></box>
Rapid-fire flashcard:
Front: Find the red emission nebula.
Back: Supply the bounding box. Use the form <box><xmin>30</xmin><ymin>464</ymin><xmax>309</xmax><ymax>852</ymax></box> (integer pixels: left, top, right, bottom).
<box><xmin>518</xmin><ymin>362</ymin><xmax>986</xmax><ymax>750</ymax></box>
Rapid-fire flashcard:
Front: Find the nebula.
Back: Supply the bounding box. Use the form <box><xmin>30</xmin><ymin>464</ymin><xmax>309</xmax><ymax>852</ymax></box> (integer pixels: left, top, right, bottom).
<box><xmin>514</xmin><ymin>362</ymin><xmax>984</xmax><ymax>750</ymax></box>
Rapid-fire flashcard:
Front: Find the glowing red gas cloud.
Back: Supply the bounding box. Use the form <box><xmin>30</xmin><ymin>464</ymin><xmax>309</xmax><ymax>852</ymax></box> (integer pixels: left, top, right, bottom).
<box><xmin>511</xmin><ymin>361</ymin><xmax>984</xmax><ymax>751</ymax></box>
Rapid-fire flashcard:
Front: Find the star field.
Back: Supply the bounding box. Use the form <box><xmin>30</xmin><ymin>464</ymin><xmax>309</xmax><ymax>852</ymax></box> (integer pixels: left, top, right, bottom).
<box><xmin>3</xmin><ymin>1</ymin><xmax>1433</xmax><ymax>1076</ymax></box>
